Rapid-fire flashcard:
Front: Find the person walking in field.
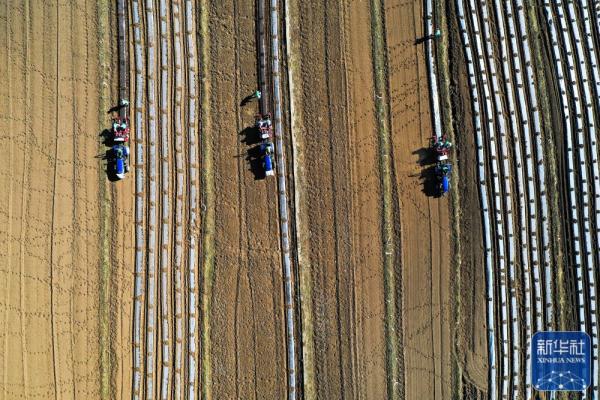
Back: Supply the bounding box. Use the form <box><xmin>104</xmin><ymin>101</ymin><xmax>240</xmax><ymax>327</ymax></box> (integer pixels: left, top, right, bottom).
<box><xmin>241</xmin><ymin>90</ymin><xmax>262</xmax><ymax>106</ymax></box>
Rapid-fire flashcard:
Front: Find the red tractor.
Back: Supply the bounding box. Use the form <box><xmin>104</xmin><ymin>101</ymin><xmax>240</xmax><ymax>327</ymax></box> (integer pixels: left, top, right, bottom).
<box><xmin>430</xmin><ymin>134</ymin><xmax>452</xmax><ymax>161</ymax></box>
<box><xmin>255</xmin><ymin>114</ymin><xmax>272</xmax><ymax>140</ymax></box>
<box><xmin>112</xmin><ymin>116</ymin><xmax>130</xmax><ymax>143</ymax></box>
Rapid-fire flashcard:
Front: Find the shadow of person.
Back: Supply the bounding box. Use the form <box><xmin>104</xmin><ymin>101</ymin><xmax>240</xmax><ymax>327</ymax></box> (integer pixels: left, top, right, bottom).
<box><xmin>240</xmin><ymin>125</ymin><xmax>262</xmax><ymax>146</ymax></box>
<box><xmin>99</xmin><ymin>129</ymin><xmax>115</xmax><ymax>147</ymax></box>
<box><xmin>412</xmin><ymin>147</ymin><xmax>436</xmax><ymax>167</ymax></box>
<box><xmin>414</xmin><ymin>36</ymin><xmax>429</xmax><ymax>45</ymax></box>
<box><xmin>240</xmin><ymin>94</ymin><xmax>256</xmax><ymax>107</ymax></box>
<box><xmin>107</xmin><ymin>103</ymin><xmax>127</xmax><ymax>114</ymax></box>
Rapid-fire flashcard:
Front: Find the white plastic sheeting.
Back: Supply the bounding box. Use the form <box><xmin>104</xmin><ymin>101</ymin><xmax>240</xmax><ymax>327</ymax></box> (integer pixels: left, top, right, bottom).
<box><xmin>425</xmin><ymin>0</ymin><xmax>441</xmax><ymax>138</ymax></box>
<box><xmin>578</xmin><ymin>0</ymin><xmax>600</xmax><ymax>395</ymax></box>
<box><xmin>184</xmin><ymin>0</ymin><xmax>200</xmax><ymax>396</ymax></box>
<box><xmin>511</xmin><ymin>0</ymin><xmax>553</xmax><ymax>333</ymax></box>
<box><xmin>558</xmin><ymin>1</ymin><xmax>600</xmax><ymax>397</ymax></box>
<box><xmin>158</xmin><ymin>0</ymin><xmax>171</xmax><ymax>397</ymax></box>
<box><xmin>269</xmin><ymin>1</ymin><xmax>297</xmax><ymax>398</ymax></box>
<box><xmin>132</xmin><ymin>0</ymin><xmax>145</xmax><ymax>397</ymax></box>
<box><xmin>465</xmin><ymin>0</ymin><xmax>513</xmax><ymax>396</ymax></box>
<box><xmin>542</xmin><ymin>8</ymin><xmax>589</xmax><ymax>398</ymax></box>
<box><xmin>492</xmin><ymin>2</ymin><xmax>536</xmax><ymax>396</ymax></box>
<box><xmin>455</xmin><ymin>0</ymin><xmax>498</xmax><ymax>397</ymax></box>
<box><xmin>145</xmin><ymin>1</ymin><xmax>159</xmax><ymax>397</ymax></box>
<box><xmin>171</xmin><ymin>1</ymin><xmax>185</xmax><ymax>397</ymax></box>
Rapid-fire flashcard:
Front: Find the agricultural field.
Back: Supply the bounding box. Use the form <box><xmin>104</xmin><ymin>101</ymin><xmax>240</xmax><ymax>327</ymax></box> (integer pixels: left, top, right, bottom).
<box><xmin>0</xmin><ymin>0</ymin><xmax>117</xmax><ymax>398</ymax></box>
<box><xmin>5</xmin><ymin>0</ymin><xmax>600</xmax><ymax>399</ymax></box>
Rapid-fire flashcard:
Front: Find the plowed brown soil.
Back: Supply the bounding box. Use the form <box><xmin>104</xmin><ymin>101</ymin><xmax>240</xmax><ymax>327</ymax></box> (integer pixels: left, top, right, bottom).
<box><xmin>289</xmin><ymin>0</ymin><xmax>455</xmax><ymax>398</ymax></box>
<box><xmin>446</xmin><ymin>1</ymin><xmax>488</xmax><ymax>390</ymax></box>
<box><xmin>384</xmin><ymin>1</ymin><xmax>452</xmax><ymax>398</ymax></box>
<box><xmin>204</xmin><ymin>0</ymin><xmax>287</xmax><ymax>398</ymax></box>
<box><xmin>287</xmin><ymin>0</ymin><xmax>388</xmax><ymax>398</ymax></box>
<box><xmin>0</xmin><ymin>0</ymin><xmax>112</xmax><ymax>398</ymax></box>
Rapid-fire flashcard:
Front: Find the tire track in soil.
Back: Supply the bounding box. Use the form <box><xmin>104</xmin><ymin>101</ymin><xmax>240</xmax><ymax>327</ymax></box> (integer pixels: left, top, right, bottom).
<box><xmin>322</xmin><ymin>3</ymin><xmax>355</xmax><ymax>396</ymax></box>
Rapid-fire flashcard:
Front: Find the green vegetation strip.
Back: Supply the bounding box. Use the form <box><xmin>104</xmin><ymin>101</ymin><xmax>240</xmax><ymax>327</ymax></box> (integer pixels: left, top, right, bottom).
<box><xmin>369</xmin><ymin>1</ymin><xmax>400</xmax><ymax>398</ymax></box>
<box><xmin>198</xmin><ymin>2</ymin><xmax>215</xmax><ymax>399</ymax></box>
<box><xmin>96</xmin><ymin>0</ymin><xmax>112</xmax><ymax>398</ymax></box>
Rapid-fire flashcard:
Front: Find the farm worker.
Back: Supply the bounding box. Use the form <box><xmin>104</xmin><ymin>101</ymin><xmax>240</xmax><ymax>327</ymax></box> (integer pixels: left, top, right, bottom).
<box><xmin>120</xmin><ymin>121</ymin><xmax>127</xmax><ymax>130</ymax></box>
<box><xmin>434</xmin><ymin>29</ymin><xmax>441</xmax><ymax>38</ymax></box>
<box><xmin>252</xmin><ymin>90</ymin><xmax>261</xmax><ymax>100</ymax></box>
<box><xmin>120</xmin><ymin>98</ymin><xmax>130</xmax><ymax>106</ymax></box>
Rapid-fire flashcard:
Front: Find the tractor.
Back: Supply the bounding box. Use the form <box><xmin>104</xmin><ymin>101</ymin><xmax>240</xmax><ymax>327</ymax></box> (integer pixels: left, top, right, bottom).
<box><xmin>108</xmin><ymin>144</ymin><xmax>130</xmax><ymax>180</ymax></box>
<box><xmin>112</xmin><ymin>116</ymin><xmax>130</xmax><ymax>142</ymax></box>
<box><xmin>260</xmin><ymin>141</ymin><xmax>275</xmax><ymax>177</ymax></box>
<box><xmin>434</xmin><ymin>161</ymin><xmax>451</xmax><ymax>196</ymax></box>
<box><xmin>430</xmin><ymin>134</ymin><xmax>452</xmax><ymax>161</ymax></box>
<box><xmin>255</xmin><ymin>114</ymin><xmax>272</xmax><ymax>140</ymax></box>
